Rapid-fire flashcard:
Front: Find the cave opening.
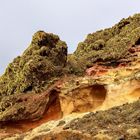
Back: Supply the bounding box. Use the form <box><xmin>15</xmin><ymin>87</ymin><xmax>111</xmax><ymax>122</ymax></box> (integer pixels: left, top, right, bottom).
<box><xmin>45</xmin><ymin>89</ymin><xmax>62</xmax><ymax>119</ymax></box>
<box><xmin>90</xmin><ymin>84</ymin><xmax>107</xmax><ymax>109</ymax></box>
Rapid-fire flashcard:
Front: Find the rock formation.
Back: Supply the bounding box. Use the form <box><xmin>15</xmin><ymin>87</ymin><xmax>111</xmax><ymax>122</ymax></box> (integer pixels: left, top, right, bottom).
<box><xmin>68</xmin><ymin>13</ymin><xmax>140</xmax><ymax>74</ymax></box>
<box><xmin>0</xmin><ymin>31</ymin><xmax>67</xmax><ymax>96</ymax></box>
<box><xmin>0</xmin><ymin>13</ymin><xmax>140</xmax><ymax>139</ymax></box>
<box><xmin>7</xmin><ymin>99</ymin><xmax>140</xmax><ymax>140</ymax></box>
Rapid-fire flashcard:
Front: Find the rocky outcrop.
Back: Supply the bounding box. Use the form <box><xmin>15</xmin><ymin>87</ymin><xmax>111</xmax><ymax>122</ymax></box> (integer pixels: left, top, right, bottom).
<box><xmin>1</xmin><ymin>14</ymin><xmax>140</xmax><ymax>139</ymax></box>
<box><xmin>1</xmin><ymin>53</ymin><xmax>140</xmax><ymax>139</ymax></box>
<box><xmin>0</xmin><ymin>31</ymin><xmax>67</xmax><ymax>96</ymax></box>
<box><xmin>4</xmin><ymin>99</ymin><xmax>140</xmax><ymax>140</ymax></box>
<box><xmin>68</xmin><ymin>13</ymin><xmax>140</xmax><ymax>74</ymax></box>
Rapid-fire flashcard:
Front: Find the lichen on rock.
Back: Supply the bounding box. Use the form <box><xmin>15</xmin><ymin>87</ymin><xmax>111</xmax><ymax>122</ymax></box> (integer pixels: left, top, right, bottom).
<box><xmin>0</xmin><ymin>31</ymin><xmax>67</xmax><ymax>96</ymax></box>
<box><xmin>1</xmin><ymin>13</ymin><xmax>140</xmax><ymax>139</ymax></box>
<box><xmin>68</xmin><ymin>13</ymin><xmax>140</xmax><ymax>72</ymax></box>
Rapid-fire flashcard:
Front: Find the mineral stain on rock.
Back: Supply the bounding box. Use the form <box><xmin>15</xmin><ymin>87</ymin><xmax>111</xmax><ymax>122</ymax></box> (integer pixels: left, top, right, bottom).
<box><xmin>0</xmin><ymin>13</ymin><xmax>140</xmax><ymax>139</ymax></box>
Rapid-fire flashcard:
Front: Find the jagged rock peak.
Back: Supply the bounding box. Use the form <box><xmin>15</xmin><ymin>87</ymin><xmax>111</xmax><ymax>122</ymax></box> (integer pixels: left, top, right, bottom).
<box><xmin>0</xmin><ymin>31</ymin><xmax>67</xmax><ymax>96</ymax></box>
<box><xmin>68</xmin><ymin>13</ymin><xmax>140</xmax><ymax>74</ymax></box>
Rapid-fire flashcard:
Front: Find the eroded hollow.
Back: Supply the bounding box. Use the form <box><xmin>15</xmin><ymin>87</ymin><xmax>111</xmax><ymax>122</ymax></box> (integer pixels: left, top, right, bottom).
<box><xmin>129</xmin><ymin>88</ymin><xmax>140</xmax><ymax>98</ymax></box>
<box><xmin>44</xmin><ymin>89</ymin><xmax>62</xmax><ymax>121</ymax></box>
<box><xmin>60</xmin><ymin>84</ymin><xmax>107</xmax><ymax>115</ymax></box>
<box><xmin>0</xmin><ymin>90</ymin><xmax>62</xmax><ymax>135</ymax></box>
<box><xmin>0</xmin><ymin>85</ymin><xmax>107</xmax><ymax>136</ymax></box>
<box><xmin>91</xmin><ymin>85</ymin><xmax>107</xmax><ymax>109</ymax></box>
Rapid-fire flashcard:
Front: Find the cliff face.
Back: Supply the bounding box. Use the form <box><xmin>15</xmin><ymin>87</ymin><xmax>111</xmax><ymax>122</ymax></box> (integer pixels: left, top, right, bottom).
<box><xmin>0</xmin><ymin>14</ymin><xmax>140</xmax><ymax>139</ymax></box>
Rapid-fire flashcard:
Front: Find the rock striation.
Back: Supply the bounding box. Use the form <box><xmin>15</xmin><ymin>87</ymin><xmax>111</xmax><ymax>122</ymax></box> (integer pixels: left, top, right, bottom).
<box><xmin>0</xmin><ymin>13</ymin><xmax>140</xmax><ymax>139</ymax></box>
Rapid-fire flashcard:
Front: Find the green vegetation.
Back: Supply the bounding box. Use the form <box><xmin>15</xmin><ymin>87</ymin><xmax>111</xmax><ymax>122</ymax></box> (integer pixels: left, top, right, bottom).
<box><xmin>0</xmin><ymin>31</ymin><xmax>67</xmax><ymax>96</ymax></box>
<box><xmin>68</xmin><ymin>13</ymin><xmax>140</xmax><ymax>73</ymax></box>
<box><xmin>1</xmin><ymin>14</ymin><xmax>140</xmax><ymax>95</ymax></box>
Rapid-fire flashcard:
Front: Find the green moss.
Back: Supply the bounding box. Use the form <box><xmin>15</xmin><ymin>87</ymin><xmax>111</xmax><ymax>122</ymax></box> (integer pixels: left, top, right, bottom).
<box><xmin>89</xmin><ymin>39</ymin><xmax>105</xmax><ymax>51</ymax></box>
<box><xmin>65</xmin><ymin>54</ymin><xmax>86</xmax><ymax>75</ymax></box>
<box><xmin>1</xmin><ymin>14</ymin><xmax>140</xmax><ymax>95</ymax></box>
<box><xmin>71</xmin><ymin>13</ymin><xmax>140</xmax><ymax>71</ymax></box>
<box><xmin>0</xmin><ymin>31</ymin><xmax>67</xmax><ymax>96</ymax></box>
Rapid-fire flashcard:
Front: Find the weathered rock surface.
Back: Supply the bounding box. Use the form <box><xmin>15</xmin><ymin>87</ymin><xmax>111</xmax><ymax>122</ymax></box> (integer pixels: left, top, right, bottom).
<box><xmin>0</xmin><ymin>31</ymin><xmax>67</xmax><ymax>96</ymax></box>
<box><xmin>0</xmin><ymin>13</ymin><xmax>140</xmax><ymax>139</ymax></box>
<box><xmin>3</xmin><ymin>99</ymin><xmax>140</xmax><ymax>140</ymax></box>
<box><xmin>67</xmin><ymin>13</ymin><xmax>140</xmax><ymax>75</ymax></box>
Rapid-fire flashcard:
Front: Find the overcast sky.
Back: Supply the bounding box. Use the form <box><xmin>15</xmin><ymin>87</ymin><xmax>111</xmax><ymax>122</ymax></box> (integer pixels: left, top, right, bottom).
<box><xmin>0</xmin><ymin>0</ymin><xmax>140</xmax><ymax>75</ymax></box>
